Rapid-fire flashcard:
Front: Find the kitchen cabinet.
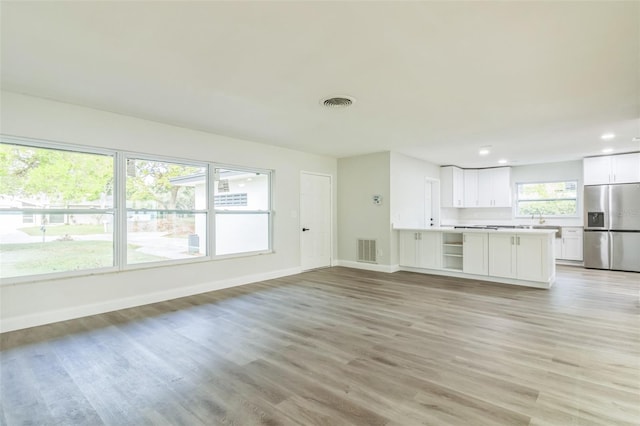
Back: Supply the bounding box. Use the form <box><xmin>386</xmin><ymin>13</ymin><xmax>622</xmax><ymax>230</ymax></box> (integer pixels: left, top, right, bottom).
<box><xmin>489</xmin><ymin>233</ymin><xmax>552</xmax><ymax>282</ymax></box>
<box><xmin>488</xmin><ymin>233</ymin><xmax>516</xmax><ymax>278</ymax></box>
<box><xmin>477</xmin><ymin>167</ymin><xmax>512</xmax><ymax>207</ymax></box>
<box><xmin>584</xmin><ymin>153</ymin><xmax>640</xmax><ymax>185</ymax></box>
<box><xmin>395</xmin><ymin>228</ymin><xmax>556</xmax><ymax>287</ymax></box>
<box><xmin>612</xmin><ymin>153</ymin><xmax>640</xmax><ymax>183</ymax></box>
<box><xmin>463</xmin><ymin>169</ymin><xmax>479</xmax><ymax>207</ymax></box>
<box><xmin>399</xmin><ymin>231</ymin><xmax>441</xmax><ymax>269</ymax></box>
<box><xmin>463</xmin><ymin>232</ymin><xmax>488</xmax><ymax>275</ymax></box>
<box><xmin>444</xmin><ymin>166</ymin><xmax>511</xmax><ymax>208</ymax></box>
<box><xmin>517</xmin><ymin>234</ymin><xmax>550</xmax><ymax>282</ymax></box>
<box><xmin>441</xmin><ymin>166</ymin><xmax>464</xmax><ymax>208</ymax></box>
<box><xmin>557</xmin><ymin>227</ymin><xmax>583</xmax><ymax>261</ymax></box>
<box><xmin>583</xmin><ymin>156</ymin><xmax>611</xmax><ymax>185</ymax></box>
<box><xmin>442</xmin><ymin>232</ymin><xmax>463</xmax><ymax>270</ymax></box>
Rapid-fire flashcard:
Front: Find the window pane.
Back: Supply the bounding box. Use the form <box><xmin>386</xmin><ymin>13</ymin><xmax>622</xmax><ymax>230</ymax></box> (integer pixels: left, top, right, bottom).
<box><xmin>126</xmin><ymin>159</ymin><xmax>206</xmax><ymax>210</ymax></box>
<box><xmin>517</xmin><ymin>181</ymin><xmax>577</xmax><ymax>200</ymax></box>
<box><xmin>0</xmin><ymin>143</ymin><xmax>114</xmax><ymax>209</ymax></box>
<box><xmin>516</xmin><ymin>181</ymin><xmax>578</xmax><ymax>217</ymax></box>
<box><xmin>127</xmin><ymin>212</ymin><xmax>207</xmax><ymax>264</ymax></box>
<box><xmin>214</xmin><ymin>169</ymin><xmax>269</xmax><ymax>211</ymax></box>
<box><xmin>0</xmin><ymin>212</ymin><xmax>114</xmax><ymax>278</ymax></box>
<box><xmin>518</xmin><ymin>200</ymin><xmax>577</xmax><ymax>216</ymax></box>
<box><xmin>215</xmin><ymin>213</ymin><xmax>269</xmax><ymax>255</ymax></box>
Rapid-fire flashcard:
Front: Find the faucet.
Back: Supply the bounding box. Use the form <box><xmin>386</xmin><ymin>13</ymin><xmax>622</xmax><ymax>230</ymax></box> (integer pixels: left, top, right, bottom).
<box><xmin>538</xmin><ymin>213</ymin><xmax>546</xmax><ymax>225</ymax></box>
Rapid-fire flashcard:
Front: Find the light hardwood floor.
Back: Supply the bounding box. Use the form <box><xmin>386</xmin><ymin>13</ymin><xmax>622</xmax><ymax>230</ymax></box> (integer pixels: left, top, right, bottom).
<box><xmin>1</xmin><ymin>265</ymin><xmax>639</xmax><ymax>425</ymax></box>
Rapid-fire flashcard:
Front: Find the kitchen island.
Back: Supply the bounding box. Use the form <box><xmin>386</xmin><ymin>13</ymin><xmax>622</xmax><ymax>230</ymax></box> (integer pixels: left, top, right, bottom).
<box><xmin>395</xmin><ymin>227</ymin><xmax>557</xmax><ymax>288</ymax></box>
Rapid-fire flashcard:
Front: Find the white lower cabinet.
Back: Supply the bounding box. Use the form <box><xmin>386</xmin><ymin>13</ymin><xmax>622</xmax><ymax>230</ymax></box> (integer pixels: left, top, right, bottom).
<box><xmin>488</xmin><ymin>234</ymin><xmax>516</xmax><ymax>278</ymax></box>
<box><xmin>399</xmin><ymin>231</ymin><xmax>441</xmax><ymax>269</ymax></box>
<box><xmin>516</xmin><ymin>234</ymin><xmax>549</xmax><ymax>282</ymax></box>
<box><xmin>462</xmin><ymin>232</ymin><xmax>488</xmax><ymax>275</ymax></box>
<box><xmin>397</xmin><ymin>229</ymin><xmax>555</xmax><ymax>287</ymax></box>
<box><xmin>489</xmin><ymin>233</ymin><xmax>551</xmax><ymax>282</ymax></box>
<box><xmin>559</xmin><ymin>227</ymin><xmax>583</xmax><ymax>261</ymax></box>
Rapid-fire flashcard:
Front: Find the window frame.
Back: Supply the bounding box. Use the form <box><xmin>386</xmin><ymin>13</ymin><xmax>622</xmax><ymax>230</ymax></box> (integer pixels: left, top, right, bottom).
<box><xmin>1</xmin><ymin>136</ymin><xmax>275</xmax><ymax>285</ymax></box>
<box><xmin>0</xmin><ymin>136</ymin><xmax>119</xmax><ymax>283</ymax></box>
<box><xmin>514</xmin><ymin>179</ymin><xmax>579</xmax><ymax>218</ymax></box>
<box><xmin>120</xmin><ymin>152</ymin><xmax>212</xmax><ymax>269</ymax></box>
<box><xmin>212</xmin><ymin>164</ymin><xmax>274</xmax><ymax>258</ymax></box>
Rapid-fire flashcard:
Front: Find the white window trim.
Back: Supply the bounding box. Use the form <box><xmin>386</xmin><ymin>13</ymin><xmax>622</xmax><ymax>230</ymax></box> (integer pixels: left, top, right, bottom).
<box><xmin>121</xmin><ymin>153</ymin><xmax>211</xmax><ymax>268</ymax></box>
<box><xmin>0</xmin><ymin>136</ymin><xmax>275</xmax><ymax>285</ymax></box>
<box><xmin>514</xmin><ymin>180</ymin><xmax>579</xmax><ymax>218</ymax></box>
<box><xmin>212</xmin><ymin>164</ymin><xmax>274</xmax><ymax>258</ymax></box>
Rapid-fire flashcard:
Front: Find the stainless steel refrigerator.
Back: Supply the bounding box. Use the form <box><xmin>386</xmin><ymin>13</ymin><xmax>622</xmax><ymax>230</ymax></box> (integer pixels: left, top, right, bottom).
<box><xmin>584</xmin><ymin>183</ymin><xmax>640</xmax><ymax>272</ymax></box>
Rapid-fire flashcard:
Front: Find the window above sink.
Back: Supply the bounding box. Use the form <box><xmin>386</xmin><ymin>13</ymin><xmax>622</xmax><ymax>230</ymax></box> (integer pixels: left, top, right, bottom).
<box><xmin>515</xmin><ymin>181</ymin><xmax>578</xmax><ymax>218</ymax></box>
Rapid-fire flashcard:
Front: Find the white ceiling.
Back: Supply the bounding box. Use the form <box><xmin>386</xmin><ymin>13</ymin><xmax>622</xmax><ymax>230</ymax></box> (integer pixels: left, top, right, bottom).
<box><xmin>1</xmin><ymin>1</ymin><xmax>639</xmax><ymax>168</ymax></box>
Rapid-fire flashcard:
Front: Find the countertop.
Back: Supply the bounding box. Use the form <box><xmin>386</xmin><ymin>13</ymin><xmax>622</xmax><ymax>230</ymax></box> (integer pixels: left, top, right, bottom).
<box><xmin>394</xmin><ymin>226</ymin><xmax>558</xmax><ymax>235</ymax></box>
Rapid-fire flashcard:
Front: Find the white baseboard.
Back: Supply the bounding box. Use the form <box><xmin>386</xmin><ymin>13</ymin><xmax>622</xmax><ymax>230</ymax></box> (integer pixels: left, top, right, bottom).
<box><xmin>0</xmin><ymin>267</ymin><xmax>302</xmax><ymax>333</ymax></box>
<box><xmin>399</xmin><ymin>266</ymin><xmax>552</xmax><ymax>289</ymax></box>
<box><xmin>335</xmin><ymin>260</ymin><xmax>400</xmax><ymax>273</ymax></box>
<box><xmin>555</xmin><ymin>259</ymin><xmax>584</xmax><ymax>267</ymax></box>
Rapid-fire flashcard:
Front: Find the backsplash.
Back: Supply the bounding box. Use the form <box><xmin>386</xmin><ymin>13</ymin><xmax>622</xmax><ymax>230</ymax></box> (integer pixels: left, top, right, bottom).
<box><xmin>442</xmin><ymin>207</ymin><xmax>583</xmax><ymax>227</ymax></box>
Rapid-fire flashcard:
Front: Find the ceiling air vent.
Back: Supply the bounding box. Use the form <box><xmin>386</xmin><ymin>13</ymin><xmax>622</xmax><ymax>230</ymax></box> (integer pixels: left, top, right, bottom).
<box><xmin>321</xmin><ymin>96</ymin><xmax>355</xmax><ymax>108</ymax></box>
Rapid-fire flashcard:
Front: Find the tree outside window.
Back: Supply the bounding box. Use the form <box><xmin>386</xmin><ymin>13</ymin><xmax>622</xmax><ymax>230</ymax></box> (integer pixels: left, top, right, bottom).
<box><xmin>516</xmin><ymin>181</ymin><xmax>578</xmax><ymax>217</ymax></box>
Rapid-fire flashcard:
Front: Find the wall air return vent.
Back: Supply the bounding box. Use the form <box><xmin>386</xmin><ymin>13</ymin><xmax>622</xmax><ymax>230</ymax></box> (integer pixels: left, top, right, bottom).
<box><xmin>357</xmin><ymin>239</ymin><xmax>377</xmax><ymax>263</ymax></box>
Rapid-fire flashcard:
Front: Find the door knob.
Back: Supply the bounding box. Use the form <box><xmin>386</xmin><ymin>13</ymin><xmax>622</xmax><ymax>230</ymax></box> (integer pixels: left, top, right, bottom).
<box><xmin>302</xmin><ymin>227</ymin><xmax>310</xmax><ymax>232</ymax></box>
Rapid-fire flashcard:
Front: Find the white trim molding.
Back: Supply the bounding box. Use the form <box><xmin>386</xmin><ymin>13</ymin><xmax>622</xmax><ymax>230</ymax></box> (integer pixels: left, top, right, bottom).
<box><xmin>335</xmin><ymin>260</ymin><xmax>400</xmax><ymax>273</ymax></box>
<box><xmin>0</xmin><ymin>267</ymin><xmax>301</xmax><ymax>333</ymax></box>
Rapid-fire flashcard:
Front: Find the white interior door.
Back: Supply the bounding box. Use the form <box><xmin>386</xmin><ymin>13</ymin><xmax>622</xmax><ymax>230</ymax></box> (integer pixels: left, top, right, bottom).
<box><xmin>424</xmin><ymin>183</ymin><xmax>432</xmax><ymax>227</ymax></box>
<box><xmin>425</xmin><ymin>178</ymin><xmax>440</xmax><ymax>227</ymax></box>
<box><xmin>300</xmin><ymin>172</ymin><xmax>332</xmax><ymax>270</ymax></box>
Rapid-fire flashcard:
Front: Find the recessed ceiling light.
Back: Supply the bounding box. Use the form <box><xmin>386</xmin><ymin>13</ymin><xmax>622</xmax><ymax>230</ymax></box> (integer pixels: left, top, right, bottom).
<box><xmin>479</xmin><ymin>146</ymin><xmax>491</xmax><ymax>156</ymax></box>
<box><xmin>632</xmin><ymin>136</ymin><xmax>640</xmax><ymax>142</ymax></box>
<box><xmin>601</xmin><ymin>133</ymin><xmax>615</xmax><ymax>140</ymax></box>
<box><xmin>498</xmin><ymin>159</ymin><xmax>508</xmax><ymax>164</ymax></box>
<box><xmin>602</xmin><ymin>147</ymin><xmax>614</xmax><ymax>153</ymax></box>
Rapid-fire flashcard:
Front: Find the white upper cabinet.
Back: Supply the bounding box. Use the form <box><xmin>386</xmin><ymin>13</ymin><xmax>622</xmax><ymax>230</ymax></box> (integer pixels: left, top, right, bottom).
<box><xmin>584</xmin><ymin>153</ymin><xmax>640</xmax><ymax>185</ymax></box>
<box><xmin>583</xmin><ymin>156</ymin><xmax>611</xmax><ymax>185</ymax></box>
<box><xmin>463</xmin><ymin>169</ymin><xmax>479</xmax><ymax>207</ymax></box>
<box><xmin>478</xmin><ymin>167</ymin><xmax>512</xmax><ymax>207</ymax></box>
<box><xmin>444</xmin><ymin>166</ymin><xmax>510</xmax><ymax>208</ymax></box>
<box><xmin>441</xmin><ymin>166</ymin><xmax>464</xmax><ymax>208</ymax></box>
<box><xmin>491</xmin><ymin>167</ymin><xmax>512</xmax><ymax>206</ymax></box>
<box><xmin>612</xmin><ymin>153</ymin><xmax>640</xmax><ymax>183</ymax></box>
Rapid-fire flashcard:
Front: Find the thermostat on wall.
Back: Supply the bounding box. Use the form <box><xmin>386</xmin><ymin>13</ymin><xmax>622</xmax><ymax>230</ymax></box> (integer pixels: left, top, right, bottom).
<box><xmin>372</xmin><ymin>195</ymin><xmax>382</xmax><ymax>205</ymax></box>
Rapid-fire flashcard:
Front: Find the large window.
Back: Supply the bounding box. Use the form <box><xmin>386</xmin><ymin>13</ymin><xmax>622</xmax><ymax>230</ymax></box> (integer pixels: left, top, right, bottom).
<box><xmin>0</xmin><ymin>137</ymin><xmax>273</xmax><ymax>281</ymax></box>
<box><xmin>516</xmin><ymin>181</ymin><xmax>578</xmax><ymax>217</ymax></box>
<box><xmin>214</xmin><ymin>168</ymin><xmax>271</xmax><ymax>256</ymax></box>
<box><xmin>125</xmin><ymin>157</ymin><xmax>208</xmax><ymax>264</ymax></box>
<box><xmin>0</xmin><ymin>142</ymin><xmax>115</xmax><ymax>278</ymax></box>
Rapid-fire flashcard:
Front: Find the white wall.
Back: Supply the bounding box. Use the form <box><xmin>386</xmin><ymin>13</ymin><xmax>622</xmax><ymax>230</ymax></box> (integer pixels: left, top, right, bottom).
<box><xmin>0</xmin><ymin>91</ymin><xmax>337</xmax><ymax>331</ymax></box>
<box><xmin>453</xmin><ymin>160</ymin><xmax>584</xmax><ymax>226</ymax></box>
<box><xmin>337</xmin><ymin>152</ymin><xmax>391</xmax><ymax>267</ymax></box>
<box><xmin>336</xmin><ymin>151</ymin><xmax>441</xmax><ymax>269</ymax></box>
<box><xmin>390</xmin><ymin>152</ymin><xmax>440</xmax><ymax>227</ymax></box>
<box><xmin>389</xmin><ymin>152</ymin><xmax>441</xmax><ymax>265</ymax></box>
